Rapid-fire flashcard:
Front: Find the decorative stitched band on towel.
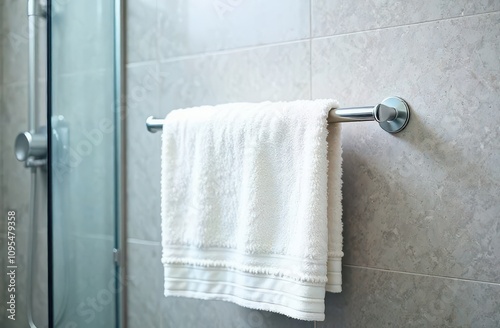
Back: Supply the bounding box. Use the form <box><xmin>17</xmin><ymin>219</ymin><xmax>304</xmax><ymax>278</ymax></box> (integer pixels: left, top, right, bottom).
<box><xmin>162</xmin><ymin>245</ymin><xmax>328</xmax><ymax>283</ymax></box>
<box><xmin>326</xmin><ymin>258</ymin><xmax>342</xmax><ymax>292</ymax></box>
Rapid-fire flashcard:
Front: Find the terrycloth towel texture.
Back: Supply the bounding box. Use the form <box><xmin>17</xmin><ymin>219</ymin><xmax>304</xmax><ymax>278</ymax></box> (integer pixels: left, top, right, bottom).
<box><xmin>161</xmin><ymin>100</ymin><xmax>343</xmax><ymax>321</ymax></box>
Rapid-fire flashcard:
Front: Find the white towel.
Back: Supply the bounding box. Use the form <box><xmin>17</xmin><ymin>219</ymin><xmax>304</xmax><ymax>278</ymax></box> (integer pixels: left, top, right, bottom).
<box><xmin>161</xmin><ymin>100</ymin><xmax>343</xmax><ymax>321</ymax></box>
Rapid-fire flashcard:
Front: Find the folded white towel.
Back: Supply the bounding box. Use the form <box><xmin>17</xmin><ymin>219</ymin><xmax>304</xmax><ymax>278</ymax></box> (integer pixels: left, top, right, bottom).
<box><xmin>161</xmin><ymin>100</ymin><xmax>343</xmax><ymax>321</ymax></box>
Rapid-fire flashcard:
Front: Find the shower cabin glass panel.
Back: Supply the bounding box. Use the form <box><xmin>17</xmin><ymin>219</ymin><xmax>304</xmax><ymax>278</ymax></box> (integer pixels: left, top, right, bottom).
<box><xmin>49</xmin><ymin>1</ymin><xmax>121</xmax><ymax>327</ymax></box>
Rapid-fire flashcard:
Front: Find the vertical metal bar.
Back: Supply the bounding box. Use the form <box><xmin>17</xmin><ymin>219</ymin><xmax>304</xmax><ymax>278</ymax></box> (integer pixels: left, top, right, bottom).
<box><xmin>28</xmin><ymin>0</ymin><xmax>46</xmax><ymax>132</ymax></box>
<box><xmin>46</xmin><ymin>0</ymin><xmax>54</xmax><ymax>326</ymax></box>
<box><xmin>28</xmin><ymin>10</ymin><xmax>38</xmax><ymax>132</ymax></box>
<box><xmin>114</xmin><ymin>0</ymin><xmax>127</xmax><ymax>327</ymax></box>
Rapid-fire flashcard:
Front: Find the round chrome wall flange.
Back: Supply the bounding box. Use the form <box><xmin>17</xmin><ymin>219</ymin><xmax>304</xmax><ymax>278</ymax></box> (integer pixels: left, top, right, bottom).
<box><xmin>378</xmin><ymin>96</ymin><xmax>410</xmax><ymax>133</ymax></box>
<box><xmin>15</xmin><ymin>131</ymin><xmax>47</xmax><ymax>161</ymax></box>
<box><xmin>14</xmin><ymin>127</ymin><xmax>47</xmax><ymax>168</ymax></box>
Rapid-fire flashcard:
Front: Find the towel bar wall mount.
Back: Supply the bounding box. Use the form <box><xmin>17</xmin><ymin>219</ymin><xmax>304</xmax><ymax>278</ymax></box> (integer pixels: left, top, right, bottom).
<box><xmin>146</xmin><ymin>96</ymin><xmax>410</xmax><ymax>134</ymax></box>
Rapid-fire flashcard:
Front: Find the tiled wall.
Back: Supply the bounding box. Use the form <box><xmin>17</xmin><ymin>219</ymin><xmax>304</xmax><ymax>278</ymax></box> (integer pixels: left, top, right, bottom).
<box><xmin>0</xmin><ymin>1</ymin><xmax>48</xmax><ymax>327</ymax></box>
<box><xmin>126</xmin><ymin>1</ymin><xmax>500</xmax><ymax>327</ymax></box>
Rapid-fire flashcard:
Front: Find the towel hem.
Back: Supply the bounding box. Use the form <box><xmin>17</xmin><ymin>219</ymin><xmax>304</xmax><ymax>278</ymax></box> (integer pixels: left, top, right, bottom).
<box><xmin>164</xmin><ymin>263</ymin><xmax>327</xmax><ymax>321</ymax></box>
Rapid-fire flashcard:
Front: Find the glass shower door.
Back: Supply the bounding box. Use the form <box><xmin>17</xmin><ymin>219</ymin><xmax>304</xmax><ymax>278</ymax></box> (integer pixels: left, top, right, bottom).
<box><xmin>48</xmin><ymin>0</ymin><xmax>122</xmax><ymax>327</ymax></box>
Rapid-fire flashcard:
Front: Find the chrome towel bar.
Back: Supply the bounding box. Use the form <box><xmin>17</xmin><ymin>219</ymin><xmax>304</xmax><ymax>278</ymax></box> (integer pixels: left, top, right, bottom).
<box><xmin>146</xmin><ymin>96</ymin><xmax>410</xmax><ymax>134</ymax></box>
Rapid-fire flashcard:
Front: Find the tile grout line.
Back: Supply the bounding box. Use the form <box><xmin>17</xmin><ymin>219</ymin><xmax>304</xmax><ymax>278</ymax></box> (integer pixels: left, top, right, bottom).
<box><xmin>308</xmin><ymin>0</ymin><xmax>313</xmax><ymax>100</ymax></box>
<box><xmin>155</xmin><ymin>0</ymin><xmax>162</xmax><ymax>127</ymax></box>
<box><xmin>155</xmin><ymin>0</ymin><xmax>161</xmax><ymax>71</ymax></box>
<box><xmin>127</xmin><ymin>238</ymin><xmax>161</xmax><ymax>246</ymax></box>
<box><xmin>344</xmin><ymin>264</ymin><xmax>500</xmax><ymax>286</ymax></box>
<box><xmin>1</xmin><ymin>81</ymin><xmax>30</xmax><ymax>88</ymax></box>
<box><xmin>127</xmin><ymin>9</ymin><xmax>500</xmax><ymax>67</ymax></box>
<box><xmin>126</xmin><ymin>59</ymin><xmax>158</xmax><ymax>67</ymax></box>
<box><xmin>311</xmin><ymin>9</ymin><xmax>500</xmax><ymax>41</ymax></box>
<box><xmin>311</xmin><ymin>0</ymin><xmax>316</xmax><ymax>313</ymax></box>
<box><xmin>155</xmin><ymin>38</ymin><xmax>312</xmax><ymax>64</ymax></box>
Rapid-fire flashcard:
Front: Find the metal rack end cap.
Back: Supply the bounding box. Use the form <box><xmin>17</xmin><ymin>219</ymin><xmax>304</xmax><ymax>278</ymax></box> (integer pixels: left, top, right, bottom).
<box><xmin>378</xmin><ymin>96</ymin><xmax>410</xmax><ymax>133</ymax></box>
<box><xmin>146</xmin><ymin>116</ymin><xmax>159</xmax><ymax>133</ymax></box>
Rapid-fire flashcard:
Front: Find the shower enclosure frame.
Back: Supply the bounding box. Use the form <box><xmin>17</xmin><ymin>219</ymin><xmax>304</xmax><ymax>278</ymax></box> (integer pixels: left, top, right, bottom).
<box><xmin>115</xmin><ymin>0</ymin><xmax>127</xmax><ymax>326</ymax></box>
